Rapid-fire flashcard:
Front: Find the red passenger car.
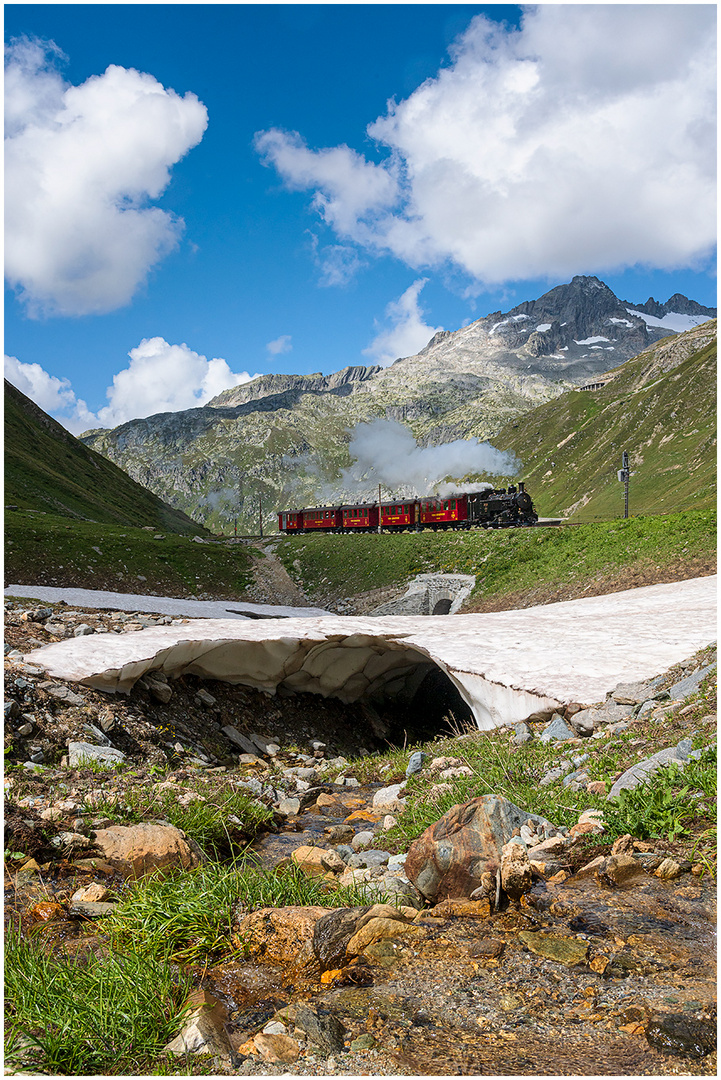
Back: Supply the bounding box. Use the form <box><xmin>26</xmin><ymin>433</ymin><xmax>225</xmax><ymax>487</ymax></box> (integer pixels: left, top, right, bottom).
<box><xmin>379</xmin><ymin>500</ymin><xmax>418</xmax><ymax>531</ymax></box>
<box><xmin>419</xmin><ymin>493</ymin><xmax>469</xmax><ymax>529</ymax></box>
<box><xmin>278</xmin><ymin>510</ymin><xmax>302</xmax><ymax>532</ymax></box>
<box><xmin>301</xmin><ymin>506</ymin><xmax>341</xmax><ymax>531</ymax></box>
<box><xmin>340</xmin><ymin>503</ymin><xmax>379</xmax><ymax>531</ymax></box>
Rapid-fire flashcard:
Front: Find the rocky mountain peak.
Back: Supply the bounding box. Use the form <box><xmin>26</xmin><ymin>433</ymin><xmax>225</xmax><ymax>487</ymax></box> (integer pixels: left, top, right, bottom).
<box><xmin>627</xmin><ymin>292</ymin><xmax>717</xmax><ymax>319</ymax></box>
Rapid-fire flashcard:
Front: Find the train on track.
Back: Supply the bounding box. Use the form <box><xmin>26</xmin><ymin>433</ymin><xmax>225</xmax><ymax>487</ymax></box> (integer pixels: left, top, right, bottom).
<box><xmin>278</xmin><ymin>482</ymin><xmax>538</xmax><ymax>535</ymax></box>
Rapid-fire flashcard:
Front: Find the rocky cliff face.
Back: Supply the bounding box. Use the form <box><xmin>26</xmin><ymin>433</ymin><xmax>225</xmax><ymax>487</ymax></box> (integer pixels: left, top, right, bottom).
<box><xmin>80</xmin><ymin>277</ymin><xmax>715</xmax><ymax>532</ymax></box>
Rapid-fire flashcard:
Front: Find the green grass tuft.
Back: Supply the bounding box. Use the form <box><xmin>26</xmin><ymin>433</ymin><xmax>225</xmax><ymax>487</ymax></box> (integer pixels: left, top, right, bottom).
<box><xmin>4</xmin><ymin>932</ymin><xmax>192</xmax><ymax>1075</ymax></box>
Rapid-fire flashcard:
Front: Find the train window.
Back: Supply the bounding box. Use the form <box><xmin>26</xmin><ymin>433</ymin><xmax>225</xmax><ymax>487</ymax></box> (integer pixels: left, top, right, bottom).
<box><xmin>451</xmin><ymin>499</ymin><xmax>456</xmax><ymax>510</ymax></box>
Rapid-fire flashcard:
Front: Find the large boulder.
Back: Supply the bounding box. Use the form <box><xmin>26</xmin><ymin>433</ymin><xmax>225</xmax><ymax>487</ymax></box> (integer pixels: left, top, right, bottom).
<box><xmin>90</xmin><ymin>823</ymin><xmax>200</xmax><ymax>878</ymax></box>
<box><xmin>404</xmin><ymin>794</ymin><xmax>560</xmax><ymax>901</ymax></box>
<box><xmin>233</xmin><ymin>906</ymin><xmax>328</xmax><ymax>966</ymax></box>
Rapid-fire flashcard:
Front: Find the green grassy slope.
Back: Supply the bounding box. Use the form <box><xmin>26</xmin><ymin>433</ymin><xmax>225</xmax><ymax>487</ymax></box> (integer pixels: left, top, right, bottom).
<box><xmin>277</xmin><ymin>508</ymin><xmax>716</xmax><ymax>609</ymax></box>
<box><xmin>493</xmin><ymin>321</ymin><xmax>716</xmax><ymax>521</ymax></box>
<box><xmin>4</xmin><ymin>380</ymin><xmax>205</xmax><ymax>535</ymax></box>
<box><xmin>4</xmin><ymin>512</ymin><xmax>254</xmax><ymax>598</ymax></box>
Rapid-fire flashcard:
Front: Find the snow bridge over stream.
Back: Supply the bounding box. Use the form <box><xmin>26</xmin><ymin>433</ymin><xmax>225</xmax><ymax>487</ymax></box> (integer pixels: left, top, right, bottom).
<box><xmin>21</xmin><ymin>577</ymin><xmax>716</xmax><ymax>731</ymax></box>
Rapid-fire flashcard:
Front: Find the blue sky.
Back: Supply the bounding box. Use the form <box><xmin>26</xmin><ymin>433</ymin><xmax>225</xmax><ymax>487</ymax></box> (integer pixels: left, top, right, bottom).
<box><xmin>4</xmin><ymin>3</ymin><xmax>716</xmax><ymax>434</ymax></box>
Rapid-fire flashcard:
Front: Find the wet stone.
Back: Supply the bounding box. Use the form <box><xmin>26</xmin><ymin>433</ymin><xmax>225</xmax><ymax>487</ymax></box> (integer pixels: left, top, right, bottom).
<box><xmin>518</xmin><ymin>931</ymin><xmax>589</xmax><ymax>966</ymax></box>
<box><xmin>646</xmin><ymin>1014</ymin><xmax>717</xmax><ymax>1059</ymax></box>
<box><xmin>294</xmin><ymin>1004</ymin><xmax>346</xmax><ymax>1054</ymax></box>
<box><xmin>313</xmin><ymin>907</ymin><xmax>371</xmax><ymax>971</ymax></box>
<box><xmin>468</xmin><ymin>937</ymin><xmax>505</xmax><ymax>959</ymax></box>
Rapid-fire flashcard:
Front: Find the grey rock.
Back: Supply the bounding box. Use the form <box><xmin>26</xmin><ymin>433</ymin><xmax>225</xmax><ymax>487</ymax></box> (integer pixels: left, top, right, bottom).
<box><xmin>607</xmin><ymin>745</ymin><xmax>691</xmax><ymax>798</ymax></box>
<box><xmin>539</xmin><ymin>715</ymin><xmax>576</xmax><ymax>743</ymax></box>
<box><xmin>222</xmin><ymin>726</ymin><xmax>258</xmax><ymax>756</ymax></box>
<box><xmin>372</xmin><ymin>784</ymin><xmax>407</xmax><ymax>812</ymax></box>
<box><xmin>50</xmin><ymin>831</ymin><xmax>93</xmax><ymax>850</ymax></box>
<box><xmin>347</xmin><ymin>850</ymin><xmax>391</xmax><ymax>870</ymax></box>
<box><xmin>335</xmin><ymin>845</ymin><xmax>354</xmax><ymax>862</ymax></box>
<box><xmin>405</xmin><ymin>751</ymin><xmax>427</xmax><ymax>778</ymax></box>
<box><xmin>68</xmin><ymin>900</ymin><xmax>118</xmax><ymax>918</ymax></box>
<box><xmin>562</xmin><ymin>769</ymin><xmax>590</xmax><ymax>788</ymax></box>
<box><xmin>23</xmin><ymin>762</ymin><xmax>44</xmax><ymax>773</ymax></box>
<box><xmin>512</xmin><ymin>721</ymin><xmax>533</xmax><ymax>745</ymax></box>
<box><xmin>5</xmin><ymin>699</ymin><xmax>20</xmax><ymax>720</ymax></box>
<box><xmin>568</xmin><ymin>709</ymin><xmax>595</xmax><ymax>737</ymax></box>
<box><xmin>38</xmin><ymin>682</ymin><xmax>86</xmax><ymax>706</ymax></box>
<box><xmin>235</xmin><ymin>778</ymin><xmax>264</xmax><ymax>797</ymax></box>
<box><xmin>68</xmin><ymin>742</ymin><xmax>126</xmax><ymax>769</ymax></box>
<box><xmin>350</xmin><ymin>830</ymin><xmax>374</xmax><ymax>852</ymax></box>
<box><xmin>277</xmin><ymin>797</ymin><xmax>301</xmax><ymax>816</ymax></box>
<box><xmin>539</xmin><ymin>765</ymin><xmax>568</xmax><ymax>787</ymax></box>
<box><xmin>73</xmin><ymin>624</ymin><xmax>96</xmax><ymax>637</ymax></box>
<box><xmin>82</xmin><ymin>723</ymin><xmax>112</xmax><ymax>747</ymax></box>
<box><xmin>194</xmin><ymin>688</ymin><xmax>217</xmax><ymax>708</ymax></box>
<box><xmin>667</xmin><ymin>664</ymin><xmax>716</xmax><ymax>701</ymax></box>
<box><xmin>148</xmin><ymin>680</ymin><xmax>173</xmax><ymax>704</ymax></box>
<box><xmin>16</xmin><ymin>722</ymin><xmax>34</xmax><ymax>737</ymax></box>
<box><xmin>609</xmin><ymin>680</ymin><xmax>652</xmax><ymax>705</ymax></box>
<box><xmin>250</xmin><ymin>732</ymin><xmax>278</xmax><ymax>756</ymax></box>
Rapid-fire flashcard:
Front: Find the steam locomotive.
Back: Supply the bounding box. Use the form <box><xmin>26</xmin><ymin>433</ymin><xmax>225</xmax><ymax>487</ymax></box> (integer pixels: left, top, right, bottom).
<box><xmin>278</xmin><ymin>483</ymin><xmax>538</xmax><ymax>534</ymax></box>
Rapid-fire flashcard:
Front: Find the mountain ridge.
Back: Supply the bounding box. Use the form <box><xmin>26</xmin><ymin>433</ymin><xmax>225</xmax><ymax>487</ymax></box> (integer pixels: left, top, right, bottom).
<box><xmin>77</xmin><ymin>276</ymin><xmax>716</xmax><ymax>532</ymax></box>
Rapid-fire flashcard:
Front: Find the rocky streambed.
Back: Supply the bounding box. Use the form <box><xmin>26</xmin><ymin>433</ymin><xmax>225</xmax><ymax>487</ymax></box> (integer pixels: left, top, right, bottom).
<box><xmin>3</xmin><ymin>598</ymin><xmax>717</xmax><ymax>1075</ymax></box>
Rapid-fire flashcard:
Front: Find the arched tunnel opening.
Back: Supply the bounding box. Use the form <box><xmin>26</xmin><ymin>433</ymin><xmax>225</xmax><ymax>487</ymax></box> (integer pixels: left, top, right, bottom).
<box><xmin>431</xmin><ymin>597</ymin><xmax>453</xmax><ymax>616</ymax></box>
<box><xmin>375</xmin><ymin>665</ymin><xmax>476</xmax><ymax>746</ymax></box>
<box><xmin>270</xmin><ymin>638</ymin><xmax>477</xmax><ymax>748</ymax></box>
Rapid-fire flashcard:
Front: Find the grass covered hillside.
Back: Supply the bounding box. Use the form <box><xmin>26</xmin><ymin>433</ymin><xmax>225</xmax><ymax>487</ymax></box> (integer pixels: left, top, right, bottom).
<box><xmin>277</xmin><ymin>509</ymin><xmax>716</xmax><ymax>612</ymax></box>
<box><xmin>4</xmin><ymin>381</ymin><xmax>206</xmax><ymax>535</ymax></box>
<box><xmin>4</xmin><ymin>512</ymin><xmax>254</xmax><ymax>598</ymax></box>
<box><xmin>494</xmin><ymin>321</ymin><xmax>716</xmax><ymax>521</ymax></box>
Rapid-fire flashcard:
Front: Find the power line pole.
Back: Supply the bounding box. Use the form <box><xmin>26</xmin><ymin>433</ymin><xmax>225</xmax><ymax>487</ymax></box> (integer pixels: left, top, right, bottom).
<box><xmin>377</xmin><ymin>483</ymin><xmax>382</xmax><ymax>534</ymax></box>
<box><xmin>617</xmin><ymin>450</ymin><xmax>629</xmax><ymax>518</ymax></box>
<box><xmin>259</xmin><ymin>492</ymin><xmax>263</xmax><ymax>537</ymax></box>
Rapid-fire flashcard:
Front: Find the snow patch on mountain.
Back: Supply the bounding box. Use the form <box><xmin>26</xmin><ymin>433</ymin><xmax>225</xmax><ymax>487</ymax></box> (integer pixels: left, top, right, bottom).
<box><xmin>626</xmin><ymin>309</ymin><xmax>711</xmax><ymax>333</ymax></box>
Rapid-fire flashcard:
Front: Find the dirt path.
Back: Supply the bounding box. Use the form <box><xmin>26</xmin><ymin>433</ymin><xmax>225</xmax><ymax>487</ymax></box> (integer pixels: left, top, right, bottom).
<box><xmin>245</xmin><ymin>541</ymin><xmax>318</xmax><ymax>608</ymax></box>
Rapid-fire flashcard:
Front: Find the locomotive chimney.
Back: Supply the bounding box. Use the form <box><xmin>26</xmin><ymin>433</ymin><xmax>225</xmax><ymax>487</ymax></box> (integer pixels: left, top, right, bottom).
<box><xmin>518</xmin><ymin>482</ymin><xmax>525</xmax><ymax>493</ymax></box>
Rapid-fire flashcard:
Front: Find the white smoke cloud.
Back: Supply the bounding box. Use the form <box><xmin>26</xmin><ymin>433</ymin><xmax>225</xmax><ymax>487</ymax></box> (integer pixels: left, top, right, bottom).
<box><xmin>5</xmin><ymin>339</ymin><xmax>260</xmax><ymax>435</ymax></box>
<box><xmin>4</xmin><ymin>37</ymin><xmax>208</xmax><ymax>316</ymax></box>
<box><xmin>256</xmin><ymin>6</ymin><xmax>715</xmax><ymax>286</ymax></box>
<box><xmin>364</xmin><ymin>279</ymin><xmax>443</xmax><ymax>366</ymax></box>
<box><xmin>341</xmin><ymin>419</ymin><xmax>518</xmax><ymax>497</ymax></box>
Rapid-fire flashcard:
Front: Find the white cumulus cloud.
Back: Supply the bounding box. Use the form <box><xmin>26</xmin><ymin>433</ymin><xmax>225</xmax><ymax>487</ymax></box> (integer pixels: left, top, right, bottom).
<box><xmin>4</xmin><ymin>37</ymin><xmax>208</xmax><ymax>316</ymax></box>
<box><xmin>5</xmin><ymin>339</ymin><xmax>260</xmax><ymax>435</ymax></box>
<box><xmin>4</xmin><ymin>354</ymin><xmax>97</xmax><ymax>433</ymax></box>
<box><xmin>255</xmin><ymin>5</ymin><xmax>716</xmax><ymax>286</ymax></box>
<box><xmin>363</xmin><ymin>279</ymin><xmax>443</xmax><ymax>366</ymax></box>
<box><xmin>266</xmin><ymin>335</ymin><xmax>293</xmax><ymax>358</ymax></box>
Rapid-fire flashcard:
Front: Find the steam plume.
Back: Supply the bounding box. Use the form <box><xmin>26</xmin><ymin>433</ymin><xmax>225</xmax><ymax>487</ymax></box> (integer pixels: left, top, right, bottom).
<box><xmin>340</xmin><ymin>419</ymin><xmax>519</xmax><ymax>497</ymax></box>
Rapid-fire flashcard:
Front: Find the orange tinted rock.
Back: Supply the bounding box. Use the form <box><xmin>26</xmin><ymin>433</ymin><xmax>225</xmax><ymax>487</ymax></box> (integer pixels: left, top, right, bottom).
<box><xmin>235</xmin><ymin>906</ymin><xmax>328</xmax><ymax>965</ymax></box>
<box><xmin>91</xmin><ymin>823</ymin><xmax>200</xmax><ymax>879</ymax></box>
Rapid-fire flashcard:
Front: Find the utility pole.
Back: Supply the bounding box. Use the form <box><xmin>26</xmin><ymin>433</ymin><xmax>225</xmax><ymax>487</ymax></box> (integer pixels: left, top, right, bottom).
<box><xmin>377</xmin><ymin>483</ymin><xmax>382</xmax><ymax>534</ymax></box>
<box><xmin>259</xmin><ymin>492</ymin><xmax>263</xmax><ymax>537</ymax></box>
<box><xmin>617</xmin><ymin>451</ymin><xmax>630</xmax><ymax>518</ymax></box>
